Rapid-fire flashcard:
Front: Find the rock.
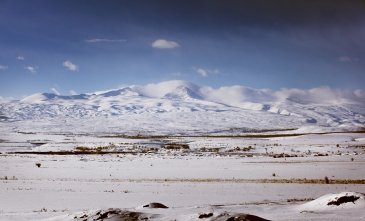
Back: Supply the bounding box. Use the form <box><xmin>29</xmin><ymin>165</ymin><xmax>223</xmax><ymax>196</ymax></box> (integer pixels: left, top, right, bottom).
<box><xmin>327</xmin><ymin>195</ymin><xmax>360</xmax><ymax>206</ymax></box>
<box><xmin>199</xmin><ymin>212</ymin><xmax>213</xmax><ymax>219</ymax></box>
<box><xmin>213</xmin><ymin>212</ymin><xmax>270</xmax><ymax>221</ymax></box>
<box><xmin>73</xmin><ymin>208</ymin><xmax>149</xmax><ymax>221</ymax></box>
<box><xmin>142</xmin><ymin>202</ymin><xmax>169</xmax><ymax>209</ymax></box>
<box><xmin>298</xmin><ymin>192</ymin><xmax>365</xmax><ymax>211</ymax></box>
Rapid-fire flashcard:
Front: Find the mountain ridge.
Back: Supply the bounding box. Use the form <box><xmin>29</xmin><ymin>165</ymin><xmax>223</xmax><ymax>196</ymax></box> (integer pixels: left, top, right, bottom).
<box><xmin>1</xmin><ymin>80</ymin><xmax>364</xmax><ymax>133</ymax></box>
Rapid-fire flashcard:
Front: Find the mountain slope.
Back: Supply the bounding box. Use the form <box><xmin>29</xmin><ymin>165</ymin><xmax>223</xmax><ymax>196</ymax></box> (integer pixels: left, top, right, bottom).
<box><xmin>0</xmin><ymin>80</ymin><xmax>364</xmax><ymax>134</ymax></box>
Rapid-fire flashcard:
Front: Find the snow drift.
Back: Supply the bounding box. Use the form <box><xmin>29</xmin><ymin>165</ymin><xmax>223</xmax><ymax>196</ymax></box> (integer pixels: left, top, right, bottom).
<box><xmin>298</xmin><ymin>192</ymin><xmax>365</xmax><ymax>211</ymax></box>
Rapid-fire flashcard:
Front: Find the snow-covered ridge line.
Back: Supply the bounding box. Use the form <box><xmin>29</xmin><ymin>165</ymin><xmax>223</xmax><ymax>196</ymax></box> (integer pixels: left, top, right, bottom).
<box><xmin>0</xmin><ymin>80</ymin><xmax>364</xmax><ymax>133</ymax></box>
<box><xmin>18</xmin><ymin>80</ymin><xmax>365</xmax><ymax>105</ymax></box>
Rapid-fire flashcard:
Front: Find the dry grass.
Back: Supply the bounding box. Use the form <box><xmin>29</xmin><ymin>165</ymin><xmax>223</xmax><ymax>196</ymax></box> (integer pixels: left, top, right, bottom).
<box><xmin>119</xmin><ymin>178</ymin><xmax>365</xmax><ymax>184</ymax></box>
<box><xmin>161</xmin><ymin>143</ymin><xmax>190</xmax><ymax>150</ymax></box>
<box><xmin>100</xmin><ymin>129</ymin><xmax>365</xmax><ymax>140</ymax></box>
<box><xmin>7</xmin><ymin>150</ymin><xmax>136</xmax><ymax>155</ymax></box>
<box><xmin>75</xmin><ymin>143</ymin><xmax>116</xmax><ymax>153</ymax></box>
<box><xmin>287</xmin><ymin>198</ymin><xmax>314</xmax><ymax>203</ymax></box>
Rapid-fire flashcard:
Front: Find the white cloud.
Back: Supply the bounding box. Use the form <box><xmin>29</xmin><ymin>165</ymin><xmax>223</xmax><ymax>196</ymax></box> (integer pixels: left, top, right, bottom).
<box><xmin>354</xmin><ymin>89</ymin><xmax>365</xmax><ymax>99</ymax></box>
<box><xmin>338</xmin><ymin>56</ymin><xmax>360</xmax><ymax>62</ymax></box>
<box><xmin>85</xmin><ymin>38</ymin><xmax>127</xmax><ymax>43</ymax></box>
<box><xmin>0</xmin><ymin>96</ymin><xmax>14</xmax><ymax>103</ymax></box>
<box><xmin>69</xmin><ymin>90</ymin><xmax>77</xmax><ymax>95</ymax></box>
<box><xmin>63</xmin><ymin>60</ymin><xmax>78</xmax><ymax>71</ymax></box>
<box><xmin>0</xmin><ymin>65</ymin><xmax>8</xmax><ymax>70</ymax></box>
<box><xmin>194</xmin><ymin>68</ymin><xmax>220</xmax><ymax>77</ymax></box>
<box><xmin>51</xmin><ymin>88</ymin><xmax>60</xmax><ymax>95</ymax></box>
<box><xmin>338</xmin><ymin>56</ymin><xmax>351</xmax><ymax>62</ymax></box>
<box><xmin>152</xmin><ymin>39</ymin><xmax>180</xmax><ymax>49</ymax></box>
<box><xmin>97</xmin><ymin>80</ymin><xmax>365</xmax><ymax>107</ymax></box>
<box><xmin>200</xmin><ymin>85</ymin><xmax>365</xmax><ymax>108</ymax></box>
<box><xmin>25</xmin><ymin>66</ymin><xmax>37</xmax><ymax>73</ymax></box>
<box><xmin>17</xmin><ymin>56</ymin><xmax>25</xmax><ymax>61</ymax></box>
<box><xmin>196</xmin><ymin>68</ymin><xmax>208</xmax><ymax>77</ymax></box>
<box><xmin>137</xmin><ymin>80</ymin><xmax>197</xmax><ymax>98</ymax></box>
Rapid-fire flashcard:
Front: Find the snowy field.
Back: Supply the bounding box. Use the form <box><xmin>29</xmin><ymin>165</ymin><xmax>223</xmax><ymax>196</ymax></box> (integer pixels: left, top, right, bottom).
<box><xmin>1</xmin><ymin>129</ymin><xmax>365</xmax><ymax>220</ymax></box>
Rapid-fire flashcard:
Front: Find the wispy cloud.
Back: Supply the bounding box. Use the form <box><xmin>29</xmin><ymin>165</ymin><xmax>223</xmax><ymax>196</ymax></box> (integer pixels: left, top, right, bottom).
<box><xmin>194</xmin><ymin>68</ymin><xmax>220</xmax><ymax>77</ymax></box>
<box><xmin>196</xmin><ymin>68</ymin><xmax>208</xmax><ymax>77</ymax></box>
<box><xmin>85</xmin><ymin>38</ymin><xmax>126</xmax><ymax>43</ymax></box>
<box><xmin>152</xmin><ymin>39</ymin><xmax>180</xmax><ymax>49</ymax></box>
<box><xmin>337</xmin><ymin>56</ymin><xmax>359</xmax><ymax>62</ymax></box>
<box><xmin>69</xmin><ymin>89</ymin><xmax>77</xmax><ymax>95</ymax></box>
<box><xmin>17</xmin><ymin>56</ymin><xmax>25</xmax><ymax>61</ymax></box>
<box><xmin>25</xmin><ymin>66</ymin><xmax>37</xmax><ymax>73</ymax></box>
<box><xmin>63</xmin><ymin>60</ymin><xmax>78</xmax><ymax>71</ymax></box>
<box><xmin>354</xmin><ymin>89</ymin><xmax>365</xmax><ymax>99</ymax></box>
<box><xmin>0</xmin><ymin>65</ymin><xmax>8</xmax><ymax>70</ymax></box>
<box><xmin>51</xmin><ymin>88</ymin><xmax>60</xmax><ymax>95</ymax></box>
<box><xmin>338</xmin><ymin>56</ymin><xmax>351</xmax><ymax>62</ymax></box>
<box><xmin>199</xmin><ymin>85</ymin><xmax>365</xmax><ymax>108</ymax></box>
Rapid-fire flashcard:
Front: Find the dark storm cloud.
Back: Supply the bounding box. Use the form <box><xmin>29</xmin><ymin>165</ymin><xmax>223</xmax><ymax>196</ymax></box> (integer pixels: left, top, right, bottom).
<box><xmin>47</xmin><ymin>0</ymin><xmax>365</xmax><ymax>52</ymax></box>
<box><xmin>1</xmin><ymin>0</ymin><xmax>364</xmax><ymax>56</ymax></box>
<box><xmin>0</xmin><ymin>0</ymin><xmax>364</xmax><ymax>96</ymax></box>
<box><xmin>5</xmin><ymin>0</ymin><xmax>363</xmax><ymax>30</ymax></box>
<box><xmin>2</xmin><ymin>0</ymin><xmax>364</xmax><ymax>42</ymax></box>
<box><xmin>82</xmin><ymin>0</ymin><xmax>365</xmax><ymax>30</ymax></box>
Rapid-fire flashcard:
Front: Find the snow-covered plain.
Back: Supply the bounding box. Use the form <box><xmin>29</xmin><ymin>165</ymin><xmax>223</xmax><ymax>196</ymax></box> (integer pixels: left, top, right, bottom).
<box><xmin>0</xmin><ymin>81</ymin><xmax>365</xmax><ymax>220</ymax></box>
<box><xmin>1</xmin><ymin>131</ymin><xmax>365</xmax><ymax>220</ymax></box>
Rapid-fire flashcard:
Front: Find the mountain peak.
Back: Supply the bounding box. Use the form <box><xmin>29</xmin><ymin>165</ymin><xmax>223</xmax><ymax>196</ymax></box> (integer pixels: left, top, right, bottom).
<box><xmin>163</xmin><ymin>85</ymin><xmax>202</xmax><ymax>100</ymax></box>
<box><xmin>97</xmin><ymin>87</ymin><xmax>140</xmax><ymax>97</ymax></box>
<box><xmin>134</xmin><ymin>80</ymin><xmax>201</xmax><ymax>98</ymax></box>
<box><xmin>1</xmin><ymin>80</ymin><xmax>364</xmax><ymax>132</ymax></box>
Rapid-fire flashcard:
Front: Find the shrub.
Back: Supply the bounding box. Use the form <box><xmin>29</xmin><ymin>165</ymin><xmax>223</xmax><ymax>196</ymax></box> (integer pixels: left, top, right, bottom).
<box><xmin>75</xmin><ymin>144</ymin><xmax>115</xmax><ymax>153</ymax></box>
<box><xmin>161</xmin><ymin>143</ymin><xmax>190</xmax><ymax>150</ymax></box>
<box><xmin>324</xmin><ymin>176</ymin><xmax>330</xmax><ymax>184</ymax></box>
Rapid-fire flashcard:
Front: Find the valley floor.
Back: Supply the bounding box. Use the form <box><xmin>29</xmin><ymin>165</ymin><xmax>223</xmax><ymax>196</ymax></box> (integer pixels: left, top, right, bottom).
<box><xmin>0</xmin><ymin>131</ymin><xmax>365</xmax><ymax>220</ymax></box>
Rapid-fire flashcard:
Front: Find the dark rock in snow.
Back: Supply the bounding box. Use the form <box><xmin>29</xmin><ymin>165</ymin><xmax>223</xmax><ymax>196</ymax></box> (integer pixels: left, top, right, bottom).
<box><xmin>73</xmin><ymin>208</ymin><xmax>150</xmax><ymax>221</ymax></box>
<box><xmin>213</xmin><ymin>212</ymin><xmax>270</xmax><ymax>221</ymax></box>
<box><xmin>199</xmin><ymin>212</ymin><xmax>213</xmax><ymax>218</ymax></box>
<box><xmin>327</xmin><ymin>195</ymin><xmax>360</xmax><ymax>206</ymax></box>
<box><xmin>143</xmin><ymin>202</ymin><xmax>169</xmax><ymax>209</ymax></box>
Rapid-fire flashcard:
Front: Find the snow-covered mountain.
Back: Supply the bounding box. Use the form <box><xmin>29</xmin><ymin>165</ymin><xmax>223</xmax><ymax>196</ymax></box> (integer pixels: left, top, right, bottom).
<box><xmin>0</xmin><ymin>80</ymin><xmax>364</xmax><ymax>134</ymax></box>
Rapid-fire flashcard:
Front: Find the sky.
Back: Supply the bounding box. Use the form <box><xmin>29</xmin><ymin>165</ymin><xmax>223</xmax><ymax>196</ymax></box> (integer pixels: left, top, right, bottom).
<box><xmin>0</xmin><ymin>0</ymin><xmax>365</xmax><ymax>97</ymax></box>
